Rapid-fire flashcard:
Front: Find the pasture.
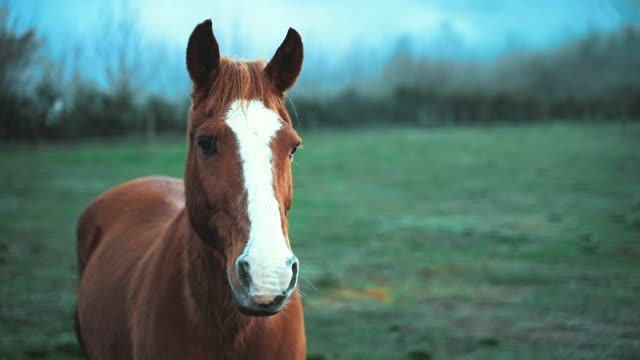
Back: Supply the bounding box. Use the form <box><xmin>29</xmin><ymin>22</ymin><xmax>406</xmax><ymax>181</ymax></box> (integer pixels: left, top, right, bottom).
<box><xmin>1</xmin><ymin>123</ymin><xmax>639</xmax><ymax>359</ymax></box>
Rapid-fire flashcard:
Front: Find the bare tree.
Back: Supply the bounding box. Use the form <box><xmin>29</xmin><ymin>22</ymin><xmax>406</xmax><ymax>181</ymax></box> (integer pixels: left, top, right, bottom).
<box><xmin>95</xmin><ymin>1</ymin><xmax>142</xmax><ymax>94</ymax></box>
<box><xmin>92</xmin><ymin>1</ymin><xmax>159</xmax><ymax>142</ymax></box>
<box><xmin>0</xmin><ymin>2</ymin><xmax>45</xmax><ymax>140</ymax></box>
<box><xmin>0</xmin><ymin>3</ymin><xmax>41</xmax><ymax>93</ymax></box>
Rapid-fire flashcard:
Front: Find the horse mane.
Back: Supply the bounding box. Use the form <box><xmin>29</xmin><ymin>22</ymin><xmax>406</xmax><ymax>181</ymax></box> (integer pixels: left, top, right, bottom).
<box><xmin>194</xmin><ymin>58</ymin><xmax>284</xmax><ymax>117</ymax></box>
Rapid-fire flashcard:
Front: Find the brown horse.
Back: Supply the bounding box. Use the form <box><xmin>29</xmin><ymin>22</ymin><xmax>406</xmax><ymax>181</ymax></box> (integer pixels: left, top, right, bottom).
<box><xmin>75</xmin><ymin>19</ymin><xmax>305</xmax><ymax>359</ymax></box>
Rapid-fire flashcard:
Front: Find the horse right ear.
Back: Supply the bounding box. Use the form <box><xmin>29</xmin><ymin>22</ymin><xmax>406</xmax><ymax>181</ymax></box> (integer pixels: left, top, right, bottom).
<box><xmin>186</xmin><ymin>19</ymin><xmax>220</xmax><ymax>90</ymax></box>
<box><xmin>265</xmin><ymin>28</ymin><xmax>303</xmax><ymax>94</ymax></box>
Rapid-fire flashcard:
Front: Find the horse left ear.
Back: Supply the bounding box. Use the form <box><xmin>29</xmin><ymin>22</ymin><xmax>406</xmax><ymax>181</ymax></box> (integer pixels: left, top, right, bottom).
<box><xmin>265</xmin><ymin>28</ymin><xmax>304</xmax><ymax>94</ymax></box>
<box><xmin>186</xmin><ymin>19</ymin><xmax>220</xmax><ymax>90</ymax></box>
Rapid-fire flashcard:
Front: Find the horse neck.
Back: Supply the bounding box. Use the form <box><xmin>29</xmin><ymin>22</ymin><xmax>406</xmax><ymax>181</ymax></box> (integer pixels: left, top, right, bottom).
<box><xmin>173</xmin><ymin>208</ymin><xmax>259</xmax><ymax>347</ymax></box>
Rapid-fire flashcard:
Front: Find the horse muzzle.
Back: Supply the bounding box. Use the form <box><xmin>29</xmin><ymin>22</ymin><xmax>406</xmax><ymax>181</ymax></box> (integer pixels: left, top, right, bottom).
<box><xmin>230</xmin><ymin>254</ymin><xmax>299</xmax><ymax>316</ymax></box>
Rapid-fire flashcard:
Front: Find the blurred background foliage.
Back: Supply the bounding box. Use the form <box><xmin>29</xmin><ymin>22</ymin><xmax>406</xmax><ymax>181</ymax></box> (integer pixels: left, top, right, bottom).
<box><xmin>0</xmin><ymin>2</ymin><xmax>190</xmax><ymax>141</ymax></box>
<box><xmin>1</xmin><ymin>1</ymin><xmax>639</xmax><ymax>141</ymax></box>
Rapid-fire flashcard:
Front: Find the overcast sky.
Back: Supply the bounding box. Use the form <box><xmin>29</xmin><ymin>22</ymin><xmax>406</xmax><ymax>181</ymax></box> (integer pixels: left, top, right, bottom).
<box><xmin>11</xmin><ymin>0</ymin><xmax>640</xmax><ymax>94</ymax></box>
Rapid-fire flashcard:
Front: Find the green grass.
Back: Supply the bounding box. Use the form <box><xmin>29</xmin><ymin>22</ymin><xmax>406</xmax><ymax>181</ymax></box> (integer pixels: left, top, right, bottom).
<box><xmin>1</xmin><ymin>123</ymin><xmax>639</xmax><ymax>359</ymax></box>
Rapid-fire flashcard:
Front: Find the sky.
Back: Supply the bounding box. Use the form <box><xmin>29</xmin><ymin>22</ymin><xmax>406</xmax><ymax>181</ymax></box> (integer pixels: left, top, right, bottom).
<box><xmin>10</xmin><ymin>0</ymin><xmax>640</xmax><ymax>95</ymax></box>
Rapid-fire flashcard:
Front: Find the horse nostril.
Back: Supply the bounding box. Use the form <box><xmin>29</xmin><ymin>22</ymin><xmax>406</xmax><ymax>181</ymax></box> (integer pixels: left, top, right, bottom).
<box><xmin>286</xmin><ymin>259</ymin><xmax>299</xmax><ymax>293</ymax></box>
<box><xmin>237</xmin><ymin>259</ymin><xmax>251</xmax><ymax>289</ymax></box>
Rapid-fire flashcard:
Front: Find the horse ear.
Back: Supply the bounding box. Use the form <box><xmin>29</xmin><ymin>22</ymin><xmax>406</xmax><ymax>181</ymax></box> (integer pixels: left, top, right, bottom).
<box><xmin>186</xmin><ymin>19</ymin><xmax>220</xmax><ymax>90</ymax></box>
<box><xmin>265</xmin><ymin>28</ymin><xmax>303</xmax><ymax>94</ymax></box>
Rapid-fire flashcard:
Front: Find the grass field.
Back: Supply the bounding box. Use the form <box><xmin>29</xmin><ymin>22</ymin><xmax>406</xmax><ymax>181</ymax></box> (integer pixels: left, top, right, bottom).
<box><xmin>1</xmin><ymin>123</ymin><xmax>639</xmax><ymax>359</ymax></box>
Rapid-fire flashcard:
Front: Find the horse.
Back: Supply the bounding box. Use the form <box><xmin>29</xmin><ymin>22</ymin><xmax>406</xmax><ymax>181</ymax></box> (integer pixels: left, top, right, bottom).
<box><xmin>75</xmin><ymin>19</ymin><xmax>306</xmax><ymax>359</ymax></box>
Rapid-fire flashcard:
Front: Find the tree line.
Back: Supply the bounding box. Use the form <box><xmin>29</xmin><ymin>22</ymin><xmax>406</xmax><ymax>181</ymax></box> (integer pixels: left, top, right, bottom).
<box><xmin>1</xmin><ymin>3</ymin><xmax>638</xmax><ymax>141</ymax></box>
<box><xmin>292</xmin><ymin>25</ymin><xmax>640</xmax><ymax>128</ymax></box>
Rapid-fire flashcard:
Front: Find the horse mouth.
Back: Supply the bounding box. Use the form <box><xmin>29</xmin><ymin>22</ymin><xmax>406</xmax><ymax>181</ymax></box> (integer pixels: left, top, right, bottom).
<box><xmin>235</xmin><ymin>302</ymin><xmax>281</xmax><ymax>317</ymax></box>
<box><xmin>231</xmin><ymin>294</ymin><xmax>286</xmax><ymax>317</ymax></box>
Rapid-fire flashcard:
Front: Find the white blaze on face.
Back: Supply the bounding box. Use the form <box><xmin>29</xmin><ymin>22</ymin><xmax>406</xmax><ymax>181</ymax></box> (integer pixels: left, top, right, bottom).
<box><xmin>226</xmin><ymin>99</ymin><xmax>293</xmax><ymax>296</ymax></box>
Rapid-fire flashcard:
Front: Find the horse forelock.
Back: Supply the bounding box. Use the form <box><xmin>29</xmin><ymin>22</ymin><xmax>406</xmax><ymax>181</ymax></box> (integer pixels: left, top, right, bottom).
<box><xmin>190</xmin><ymin>58</ymin><xmax>285</xmax><ymax>121</ymax></box>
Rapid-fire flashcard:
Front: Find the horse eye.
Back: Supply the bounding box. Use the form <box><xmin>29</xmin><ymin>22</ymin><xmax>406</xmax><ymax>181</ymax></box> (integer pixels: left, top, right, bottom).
<box><xmin>289</xmin><ymin>144</ymin><xmax>298</xmax><ymax>160</ymax></box>
<box><xmin>196</xmin><ymin>136</ymin><xmax>217</xmax><ymax>157</ymax></box>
